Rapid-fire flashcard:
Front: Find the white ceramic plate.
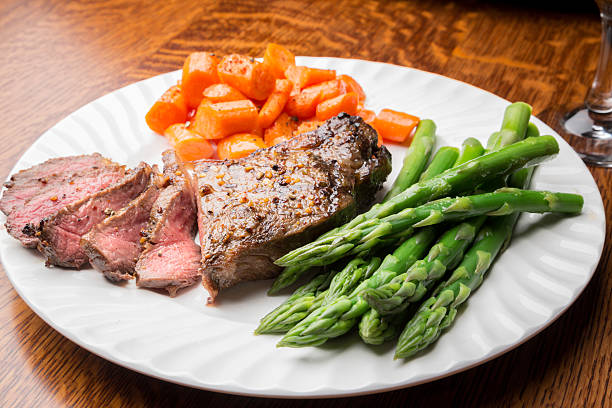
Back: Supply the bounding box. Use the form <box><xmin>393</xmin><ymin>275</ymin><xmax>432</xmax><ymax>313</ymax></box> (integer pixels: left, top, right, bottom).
<box><xmin>0</xmin><ymin>57</ymin><xmax>606</xmax><ymax>398</ymax></box>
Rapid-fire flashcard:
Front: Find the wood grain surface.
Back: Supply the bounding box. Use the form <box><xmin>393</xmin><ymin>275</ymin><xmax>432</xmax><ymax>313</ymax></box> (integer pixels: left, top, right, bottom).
<box><xmin>0</xmin><ymin>0</ymin><xmax>610</xmax><ymax>406</ymax></box>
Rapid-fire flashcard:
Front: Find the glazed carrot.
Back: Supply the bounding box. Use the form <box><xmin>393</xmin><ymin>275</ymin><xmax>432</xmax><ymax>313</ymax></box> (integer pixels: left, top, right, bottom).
<box><xmin>217</xmin><ymin>133</ymin><xmax>266</xmax><ymax>160</ymax></box>
<box><xmin>145</xmin><ymin>85</ymin><xmax>188</xmax><ymax>135</ymax></box>
<box><xmin>284</xmin><ymin>79</ymin><xmax>341</xmax><ymax>119</ymax></box>
<box><xmin>258</xmin><ymin>79</ymin><xmax>292</xmax><ymax>129</ymax></box>
<box><xmin>356</xmin><ymin>108</ymin><xmax>383</xmax><ymax>146</ymax></box>
<box><xmin>338</xmin><ymin>74</ymin><xmax>366</xmax><ymax>105</ymax></box>
<box><xmin>263</xmin><ymin>43</ymin><xmax>295</xmax><ymax>79</ymax></box>
<box><xmin>217</xmin><ymin>54</ymin><xmax>275</xmax><ymax>100</ymax></box>
<box><xmin>285</xmin><ymin>66</ymin><xmax>336</xmax><ymax>91</ymax></box>
<box><xmin>165</xmin><ymin>124</ymin><xmax>215</xmax><ymax>162</ymax></box>
<box><xmin>294</xmin><ymin>118</ymin><xmax>324</xmax><ymax>136</ymax></box>
<box><xmin>191</xmin><ymin>99</ymin><xmax>258</xmax><ymax>139</ymax></box>
<box><xmin>264</xmin><ymin>112</ymin><xmax>298</xmax><ymax>146</ymax></box>
<box><xmin>373</xmin><ymin>109</ymin><xmax>420</xmax><ymax>143</ymax></box>
<box><xmin>202</xmin><ymin>84</ymin><xmax>247</xmax><ymax>103</ymax></box>
<box><xmin>315</xmin><ymin>92</ymin><xmax>359</xmax><ymax>121</ymax></box>
<box><xmin>181</xmin><ymin>52</ymin><xmax>220</xmax><ymax>108</ymax></box>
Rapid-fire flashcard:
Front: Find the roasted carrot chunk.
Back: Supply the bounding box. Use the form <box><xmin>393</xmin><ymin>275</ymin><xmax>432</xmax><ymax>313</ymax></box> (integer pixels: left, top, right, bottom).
<box><xmin>338</xmin><ymin>74</ymin><xmax>366</xmax><ymax>105</ymax></box>
<box><xmin>373</xmin><ymin>109</ymin><xmax>420</xmax><ymax>143</ymax></box>
<box><xmin>191</xmin><ymin>99</ymin><xmax>258</xmax><ymax>139</ymax></box>
<box><xmin>315</xmin><ymin>92</ymin><xmax>359</xmax><ymax>121</ymax></box>
<box><xmin>202</xmin><ymin>84</ymin><xmax>247</xmax><ymax>103</ymax></box>
<box><xmin>285</xmin><ymin>66</ymin><xmax>336</xmax><ymax>91</ymax></box>
<box><xmin>217</xmin><ymin>54</ymin><xmax>275</xmax><ymax>100</ymax></box>
<box><xmin>145</xmin><ymin>85</ymin><xmax>188</xmax><ymax>135</ymax></box>
<box><xmin>264</xmin><ymin>112</ymin><xmax>298</xmax><ymax>146</ymax></box>
<box><xmin>181</xmin><ymin>52</ymin><xmax>220</xmax><ymax>108</ymax></box>
<box><xmin>258</xmin><ymin>79</ymin><xmax>292</xmax><ymax>129</ymax></box>
<box><xmin>217</xmin><ymin>133</ymin><xmax>266</xmax><ymax>160</ymax></box>
<box><xmin>263</xmin><ymin>43</ymin><xmax>295</xmax><ymax>79</ymax></box>
<box><xmin>165</xmin><ymin>124</ymin><xmax>215</xmax><ymax>161</ymax></box>
<box><xmin>284</xmin><ymin>79</ymin><xmax>345</xmax><ymax>119</ymax></box>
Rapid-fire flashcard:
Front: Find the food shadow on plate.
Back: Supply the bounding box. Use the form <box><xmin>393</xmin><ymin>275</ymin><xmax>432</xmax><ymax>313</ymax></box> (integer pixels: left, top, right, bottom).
<box><xmin>512</xmin><ymin>212</ymin><xmax>580</xmax><ymax>241</ymax></box>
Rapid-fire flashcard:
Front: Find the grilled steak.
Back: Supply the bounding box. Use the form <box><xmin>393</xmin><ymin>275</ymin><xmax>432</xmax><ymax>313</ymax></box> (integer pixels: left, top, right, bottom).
<box><xmin>80</xmin><ymin>175</ymin><xmax>161</xmax><ymax>281</ymax></box>
<box><xmin>135</xmin><ymin>151</ymin><xmax>201</xmax><ymax>296</ymax></box>
<box><xmin>0</xmin><ymin>153</ymin><xmax>113</xmax><ymax>215</ymax></box>
<box><xmin>38</xmin><ymin>163</ymin><xmax>152</xmax><ymax>268</ymax></box>
<box><xmin>5</xmin><ymin>163</ymin><xmax>126</xmax><ymax>248</ymax></box>
<box><xmin>193</xmin><ymin>113</ymin><xmax>391</xmax><ymax>301</ymax></box>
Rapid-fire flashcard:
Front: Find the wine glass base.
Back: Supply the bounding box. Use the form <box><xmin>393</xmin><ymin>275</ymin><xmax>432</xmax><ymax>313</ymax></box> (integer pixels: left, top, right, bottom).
<box><xmin>561</xmin><ymin>106</ymin><xmax>612</xmax><ymax>167</ymax></box>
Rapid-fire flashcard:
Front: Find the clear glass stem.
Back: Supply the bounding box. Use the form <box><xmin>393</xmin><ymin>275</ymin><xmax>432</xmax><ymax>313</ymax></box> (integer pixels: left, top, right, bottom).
<box><xmin>586</xmin><ymin>1</ymin><xmax>612</xmax><ymax>114</ymax></box>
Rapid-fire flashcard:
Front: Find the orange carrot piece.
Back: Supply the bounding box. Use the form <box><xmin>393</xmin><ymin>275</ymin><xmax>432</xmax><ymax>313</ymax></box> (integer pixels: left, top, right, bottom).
<box><xmin>264</xmin><ymin>112</ymin><xmax>298</xmax><ymax>146</ymax></box>
<box><xmin>165</xmin><ymin>124</ymin><xmax>215</xmax><ymax>162</ymax></box>
<box><xmin>315</xmin><ymin>92</ymin><xmax>359</xmax><ymax>121</ymax></box>
<box><xmin>338</xmin><ymin>74</ymin><xmax>366</xmax><ymax>105</ymax></box>
<box><xmin>373</xmin><ymin>109</ymin><xmax>420</xmax><ymax>143</ymax></box>
<box><xmin>285</xmin><ymin>66</ymin><xmax>337</xmax><ymax>91</ymax></box>
<box><xmin>217</xmin><ymin>133</ymin><xmax>266</xmax><ymax>160</ymax></box>
<box><xmin>263</xmin><ymin>43</ymin><xmax>296</xmax><ymax>79</ymax></box>
<box><xmin>145</xmin><ymin>85</ymin><xmax>188</xmax><ymax>135</ymax></box>
<box><xmin>217</xmin><ymin>54</ymin><xmax>275</xmax><ymax>100</ymax></box>
<box><xmin>258</xmin><ymin>79</ymin><xmax>292</xmax><ymax>129</ymax></box>
<box><xmin>181</xmin><ymin>52</ymin><xmax>220</xmax><ymax>109</ymax></box>
<box><xmin>284</xmin><ymin>79</ymin><xmax>345</xmax><ymax>119</ymax></box>
<box><xmin>202</xmin><ymin>83</ymin><xmax>247</xmax><ymax>103</ymax></box>
<box><xmin>191</xmin><ymin>99</ymin><xmax>258</xmax><ymax>139</ymax></box>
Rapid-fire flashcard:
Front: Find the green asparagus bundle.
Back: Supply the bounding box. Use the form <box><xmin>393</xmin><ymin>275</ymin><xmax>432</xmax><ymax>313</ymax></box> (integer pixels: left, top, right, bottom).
<box><xmin>360</xmin><ymin>106</ymin><xmax>533</xmax><ymax>318</ymax></box>
<box><xmin>361</xmin><ymin>217</ymin><xmax>487</xmax><ymax>316</ymax></box>
<box><xmin>276</xmin><ymin>135</ymin><xmax>561</xmax><ymax>269</ymax></box>
<box><xmin>383</xmin><ymin>120</ymin><xmax>437</xmax><ymax>201</ymax></box>
<box><xmin>277</xmin><ymin>228</ymin><xmax>438</xmax><ymax>347</ymax></box>
<box><xmin>394</xmin><ymin>135</ymin><xmax>539</xmax><ymax>359</ymax></box>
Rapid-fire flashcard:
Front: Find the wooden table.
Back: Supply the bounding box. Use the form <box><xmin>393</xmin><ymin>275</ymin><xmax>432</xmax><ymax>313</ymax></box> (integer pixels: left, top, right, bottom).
<box><xmin>1</xmin><ymin>1</ymin><xmax>610</xmax><ymax>406</ymax></box>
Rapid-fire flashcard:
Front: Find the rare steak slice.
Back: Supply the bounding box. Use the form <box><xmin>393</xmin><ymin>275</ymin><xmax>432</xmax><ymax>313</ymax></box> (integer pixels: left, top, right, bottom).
<box><xmin>80</xmin><ymin>174</ymin><xmax>161</xmax><ymax>282</ymax></box>
<box><xmin>5</xmin><ymin>162</ymin><xmax>127</xmax><ymax>248</ymax></box>
<box><xmin>193</xmin><ymin>113</ymin><xmax>392</xmax><ymax>301</ymax></box>
<box><xmin>38</xmin><ymin>163</ymin><xmax>152</xmax><ymax>268</ymax></box>
<box><xmin>135</xmin><ymin>151</ymin><xmax>201</xmax><ymax>296</ymax></box>
<box><xmin>0</xmin><ymin>153</ymin><xmax>113</xmax><ymax>215</ymax></box>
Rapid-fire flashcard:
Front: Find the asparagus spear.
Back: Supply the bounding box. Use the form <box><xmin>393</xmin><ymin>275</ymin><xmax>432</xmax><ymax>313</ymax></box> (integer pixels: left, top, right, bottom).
<box><xmin>394</xmin><ymin>148</ymin><xmax>537</xmax><ymax>359</ymax></box>
<box><xmin>277</xmin><ymin>228</ymin><xmax>438</xmax><ymax>347</ymax></box>
<box><xmin>417</xmin><ymin>146</ymin><xmax>459</xmax><ymax>182</ymax></box>
<box><xmin>359</xmin><ymin>309</ymin><xmax>407</xmax><ymax>345</ymax></box>
<box><xmin>486</xmin><ymin>102</ymin><xmax>532</xmax><ymax>151</ymax></box>
<box><xmin>361</xmin><ymin>217</ymin><xmax>487</xmax><ymax>316</ymax></box>
<box><xmin>276</xmin><ymin>135</ymin><xmax>560</xmax><ymax>268</ymax></box>
<box><xmin>454</xmin><ymin>138</ymin><xmax>484</xmax><ymax>166</ymax></box>
<box><xmin>276</xmin><ymin>187</ymin><xmax>582</xmax><ymax>268</ymax></box>
<box><xmin>255</xmin><ymin>271</ymin><xmax>333</xmax><ymax>335</ymax></box>
<box><xmin>383</xmin><ymin>120</ymin><xmax>437</xmax><ymax>201</ymax></box>
<box><xmin>325</xmin><ymin>257</ymin><xmax>381</xmax><ymax>304</ymax></box>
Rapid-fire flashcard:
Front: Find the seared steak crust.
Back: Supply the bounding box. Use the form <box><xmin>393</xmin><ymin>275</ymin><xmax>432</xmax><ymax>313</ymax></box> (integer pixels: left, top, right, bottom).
<box><xmin>135</xmin><ymin>151</ymin><xmax>201</xmax><ymax>296</ymax></box>
<box><xmin>38</xmin><ymin>163</ymin><xmax>152</xmax><ymax>268</ymax></box>
<box><xmin>81</xmin><ymin>175</ymin><xmax>161</xmax><ymax>282</ymax></box>
<box><xmin>0</xmin><ymin>153</ymin><xmax>112</xmax><ymax>215</ymax></box>
<box><xmin>194</xmin><ymin>113</ymin><xmax>391</xmax><ymax>301</ymax></box>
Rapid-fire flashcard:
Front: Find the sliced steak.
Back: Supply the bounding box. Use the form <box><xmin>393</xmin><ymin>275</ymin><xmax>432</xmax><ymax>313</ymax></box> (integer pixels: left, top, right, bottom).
<box><xmin>80</xmin><ymin>175</ymin><xmax>161</xmax><ymax>282</ymax></box>
<box><xmin>5</xmin><ymin>163</ymin><xmax>126</xmax><ymax>248</ymax></box>
<box><xmin>135</xmin><ymin>151</ymin><xmax>201</xmax><ymax>296</ymax></box>
<box><xmin>38</xmin><ymin>163</ymin><xmax>152</xmax><ymax>268</ymax></box>
<box><xmin>1</xmin><ymin>154</ymin><xmax>113</xmax><ymax>215</ymax></box>
<box><xmin>193</xmin><ymin>113</ymin><xmax>391</xmax><ymax>301</ymax></box>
